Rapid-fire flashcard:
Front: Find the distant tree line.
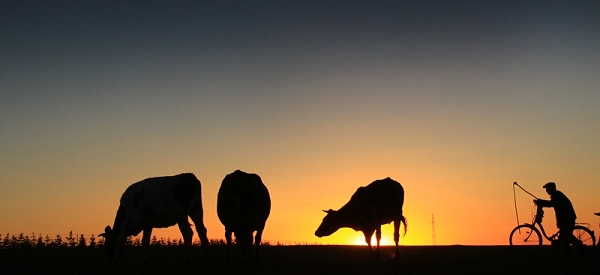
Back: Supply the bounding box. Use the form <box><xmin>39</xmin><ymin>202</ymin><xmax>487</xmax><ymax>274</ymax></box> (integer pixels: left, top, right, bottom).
<box><xmin>0</xmin><ymin>232</ymin><xmax>238</xmax><ymax>249</ymax></box>
<box><xmin>0</xmin><ymin>232</ymin><xmax>98</xmax><ymax>249</ymax></box>
<box><xmin>0</xmin><ymin>232</ymin><xmax>301</xmax><ymax>249</ymax></box>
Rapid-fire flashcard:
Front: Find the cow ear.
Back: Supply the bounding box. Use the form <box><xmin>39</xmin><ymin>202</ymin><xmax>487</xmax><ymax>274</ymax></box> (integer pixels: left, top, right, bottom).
<box><xmin>323</xmin><ymin>209</ymin><xmax>334</xmax><ymax>214</ymax></box>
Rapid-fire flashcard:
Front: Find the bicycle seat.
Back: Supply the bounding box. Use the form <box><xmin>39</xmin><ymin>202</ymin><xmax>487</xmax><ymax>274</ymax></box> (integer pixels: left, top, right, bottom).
<box><xmin>595</xmin><ymin>212</ymin><xmax>600</xmax><ymax>216</ymax></box>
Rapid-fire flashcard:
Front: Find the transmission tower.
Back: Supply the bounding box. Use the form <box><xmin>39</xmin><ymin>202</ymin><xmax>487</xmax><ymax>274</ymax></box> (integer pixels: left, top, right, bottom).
<box><xmin>431</xmin><ymin>214</ymin><xmax>437</xmax><ymax>246</ymax></box>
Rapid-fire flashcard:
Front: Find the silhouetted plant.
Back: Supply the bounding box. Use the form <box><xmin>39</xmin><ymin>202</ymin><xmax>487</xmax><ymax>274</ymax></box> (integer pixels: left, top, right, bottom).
<box><xmin>208</xmin><ymin>238</ymin><xmax>226</xmax><ymax>247</ymax></box>
<box><xmin>155</xmin><ymin>237</ymin><xmax>166</xmax><ymax>247</ymax></box>
<box><xmin>17</xmin><ymin>233</ymin><xmax>28</xmax><ymax>248</ymax></box>
<box><xmin>12</xmin><ymin>233</ymin><xmax>25</xmax><ymax>248</ymax></box>
<box><xmin>52</xmin><ymin>235</ymin><xmax>63</xmax><ymax>248</ymax></box>
<box><xmin>130</xmin><ymin>236</ymin><xmax>141</xmax><ymax>247</ymax></box>
<box><xmin>125</xmin><ymin>236</ymin><xmax>133</xmax><ymax>246</ymax></box>
<box><xmin>97</xmin><ymin>235</ymin><xmax>105</xmax><ymax>247</ymax></box>
<box><xmin>4</xmin><ymin>235</ymin><xmax>13</xmax><ymax>248</ymax></box>
<box><xmin>0</xmin><ymin>232</ymin><xmax>286</xmax><ymax>250</ymax></box>
<box><xmin>66</xmin><ymin>231</ymin><xmax>77</xmax><ymax>248</ymax></box>
<box><xmin>77</xmin><ymin>234</ymin><xmax>87</xmax><ymax>248</ymax></box>
<box><xmin>274</xmin><ymin>240</ymin><xmax>283</xmax><ymax>246</ymax></box>
<box><xmin>43</xmin><ymin>235</ymin><xmax>52</xmax><ymax>247</ymax></box>
<box><xmin>150</xmin><ymin>236</ymin><xmax>159</xmax><ymax>247</ymax></box>
<box><xmin>2</xmin><ymin>234</ymin><xmax>9</xmax><ymax>249</ymax></box>
<box><xmin>36</xmin><ymin>234</ymin><xmax>44</xmax><ymax>249</ymax></box>
<box><xmin>89</xmin><ymin>234</ymin><xmax>96</xmax><ymax>249</ymax></box>
<box><xmin>4</xmin><ymin>234</ymin><xmax>14</xmax><ymax>249</ymax></box>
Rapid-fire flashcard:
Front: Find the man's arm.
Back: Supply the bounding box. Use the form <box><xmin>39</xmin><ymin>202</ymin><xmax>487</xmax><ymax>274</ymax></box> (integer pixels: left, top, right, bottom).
<box><xmin>535</xmin><ymin>199</ymin><xmax>553</xmax><ymax>208</ymax></box>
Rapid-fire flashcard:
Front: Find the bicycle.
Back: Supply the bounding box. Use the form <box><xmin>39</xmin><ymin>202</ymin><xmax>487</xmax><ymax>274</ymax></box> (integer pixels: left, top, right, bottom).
<box><xmin>509</xmin><ymin>203</ymin><xmax>596</xmax><ymax>255</ymax></box>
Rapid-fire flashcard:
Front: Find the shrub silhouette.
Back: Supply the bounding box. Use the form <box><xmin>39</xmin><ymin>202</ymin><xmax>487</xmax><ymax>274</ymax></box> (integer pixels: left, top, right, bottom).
<box><xmin>0</xmin><ymin>232</ymin><xmax>256</xmax><ymax>250</ymax></box>
<box><xmin>66</xmin><ymin>231</ymin><xmax>77</xmax><ymax>248</ymax></box>
<box><xmin>89</xmin><ymin>235</ymin><xmax>97</xmax><ymax>249</ymax></box>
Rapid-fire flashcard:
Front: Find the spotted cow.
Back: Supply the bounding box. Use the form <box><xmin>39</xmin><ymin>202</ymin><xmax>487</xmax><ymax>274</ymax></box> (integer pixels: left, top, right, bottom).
<box><xmin>100</xmin><ymin>173</ymin><xmax>209</xmax><ymax>263</ymax></box>
<box><xmin>315</xmin><ymin>177</ymin><xmax>407</xmax><ymax>258</ymax></box>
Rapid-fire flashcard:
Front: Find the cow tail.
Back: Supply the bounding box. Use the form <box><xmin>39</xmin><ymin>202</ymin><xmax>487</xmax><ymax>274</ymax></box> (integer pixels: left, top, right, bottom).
<box><xmin>400</xmin><ymin>215</ymin><xmax>408</xmax><ymax>236</ymax></box>
<box><xmin>186</xmin><ymin>195</ymin><xmax>200</xmax><ymax>226</ymax></box>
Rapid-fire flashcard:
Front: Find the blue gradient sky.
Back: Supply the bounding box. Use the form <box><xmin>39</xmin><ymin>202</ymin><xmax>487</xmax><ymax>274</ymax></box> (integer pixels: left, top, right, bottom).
<box><xmin>1</xmin><ymin>1</ymin><xmax>599</xmax><ymax>245</ymax></box>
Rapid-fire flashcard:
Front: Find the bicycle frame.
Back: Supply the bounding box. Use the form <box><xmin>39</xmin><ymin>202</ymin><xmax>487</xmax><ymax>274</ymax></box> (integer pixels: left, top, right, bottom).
<box><xmin>530</xmin><ymin>206</ymin><xmax>560</xmax><ymax>244</ymax></box>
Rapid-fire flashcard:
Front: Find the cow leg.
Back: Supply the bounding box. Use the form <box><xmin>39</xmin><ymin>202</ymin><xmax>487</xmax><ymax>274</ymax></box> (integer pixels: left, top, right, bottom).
<box><xmin>225</xmin><ymin>230</ymin><xmax>233</xmax><ymax>263</ymax></box>
<box><xmin>245</xmin><ymin>232</ymin><xmax>252</xmax><ymax>262</ymax></box>
<box><xmin>254</xmin><ymin>227</ymin><xmax>264</xmax><ymax>262</ymax></box>
<box><xmin>237</xmin><ymin>231</ymin><xmax>250</xmax><ymax>263</ymax></box>
<box><xmin>375</xmin><ymin>225</ymin><xmax>382</xmax><ymax>258</ymax></box>
<box><xmin>178</xmin><ymin>220</ymin><xmax>193</xmax><ymax>262</ymax></box>
<box><xmin>393</xmin><ymin>219</ymin><xmax>401</xmax><ymax>259</ymax></box>
<box><xmin>363</xmin><ymin>230</ymin><xmax>375</xmax><ymax>257</ymax></box>
<box><xmin>189</xmin><ymin>211</ymin><xmax>210</xmax><ymax>260</ymax></box>
<box><xmin>113</xmin><ymin>236</ymin><xmax>127</xmax><ymax>264</ymax></box>
<box><xmin>141</xmin><ymin>228</ymin><xmax>152</xmax><ymax>263</ymax></box>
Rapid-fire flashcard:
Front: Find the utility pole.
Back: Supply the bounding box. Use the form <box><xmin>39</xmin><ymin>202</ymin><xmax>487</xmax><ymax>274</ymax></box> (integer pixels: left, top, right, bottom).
<box><xmin>432</xmin><ymin>214</ymin><xmax>437</xmax><ymax>246</ymax></box>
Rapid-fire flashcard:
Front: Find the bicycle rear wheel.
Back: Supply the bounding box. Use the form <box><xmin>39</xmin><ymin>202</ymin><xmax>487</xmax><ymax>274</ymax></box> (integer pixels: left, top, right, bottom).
<box><xmin>510</xmin><ymin>224</ymin><xmax>542</xmax><ymax>255</ymax></box>
<box><xmin>573</xmin><ymin>225</ymin><xmax>595</xmax><ymax>255</ymax></box>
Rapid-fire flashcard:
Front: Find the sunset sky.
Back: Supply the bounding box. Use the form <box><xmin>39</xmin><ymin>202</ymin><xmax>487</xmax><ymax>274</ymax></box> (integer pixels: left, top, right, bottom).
<box><xmin>1</xmin><ymin>1</ymin><xmax>599</xmax><ymax>246</ymax></box>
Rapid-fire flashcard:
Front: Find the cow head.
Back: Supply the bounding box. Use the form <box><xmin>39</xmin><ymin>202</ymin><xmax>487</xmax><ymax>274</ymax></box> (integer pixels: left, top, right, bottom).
<box><xmin>98</xmin><ymin>225</ymin><xmax>117</xmax><ymax>262</ymax></box>
<box><xmin>315</xmin><ymin>209</ymin><xmax>342</xmax><ymax>237</ymax></box>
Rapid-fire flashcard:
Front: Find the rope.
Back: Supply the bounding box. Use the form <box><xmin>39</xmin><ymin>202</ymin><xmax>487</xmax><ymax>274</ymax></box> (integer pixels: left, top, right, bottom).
<box><xmin>513</xmin><ymin>182</ymin><xmax>520</xmax><ymax>228</ymax></box>
<box><xmin>512</xmin><ymin>182</ymin><xmax>540</xmax><ymax>229</ymax></box>
<box><xmin>513</xmin><ymin>182</ymin><xmax>539</xmax><ymax>200</ymax></box>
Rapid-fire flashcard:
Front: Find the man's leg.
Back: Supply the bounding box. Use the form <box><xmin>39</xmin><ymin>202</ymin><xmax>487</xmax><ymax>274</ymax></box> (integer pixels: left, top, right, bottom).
<box><xmin>559</xmin><ymin>223</ymin><xmax>575</xmax><ymax>255</ymax></box>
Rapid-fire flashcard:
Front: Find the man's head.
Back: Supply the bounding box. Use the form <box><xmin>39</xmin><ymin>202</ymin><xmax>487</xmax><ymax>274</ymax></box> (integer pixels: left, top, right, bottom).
<box><xmin>543</xmin><ymin>182</ymin><xmax>557</xmax><ymax>195</ymax></box>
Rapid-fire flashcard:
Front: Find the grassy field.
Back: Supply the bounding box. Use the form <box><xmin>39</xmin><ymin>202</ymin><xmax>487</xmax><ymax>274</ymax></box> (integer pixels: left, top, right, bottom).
<box><xmin>1</xmin><ymin>245</ymin><xmax>598</xmax><ymax>274</ymax></box>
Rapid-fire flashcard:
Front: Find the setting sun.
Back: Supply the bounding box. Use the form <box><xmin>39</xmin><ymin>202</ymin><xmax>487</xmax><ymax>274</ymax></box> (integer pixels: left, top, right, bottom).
<box><xmin>351</xmin><ymin>236</ymin><xmax>396</xmax><ymax>246</ymax></box>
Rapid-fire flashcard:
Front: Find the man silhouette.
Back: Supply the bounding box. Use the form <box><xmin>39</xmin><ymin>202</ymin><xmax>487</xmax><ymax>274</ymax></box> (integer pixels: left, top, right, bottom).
<box><xmin>534</xmin><ymin>182</ymin><xmax>585</xmax><ymax>255</ymax></box>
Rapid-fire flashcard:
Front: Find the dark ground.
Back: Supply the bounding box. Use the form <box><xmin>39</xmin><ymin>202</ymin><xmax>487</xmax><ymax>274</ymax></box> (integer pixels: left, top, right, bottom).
<box><xmin>1</xmin><ymin>245</ymin><xmax>598</xmax><ymax>275</ymax></box>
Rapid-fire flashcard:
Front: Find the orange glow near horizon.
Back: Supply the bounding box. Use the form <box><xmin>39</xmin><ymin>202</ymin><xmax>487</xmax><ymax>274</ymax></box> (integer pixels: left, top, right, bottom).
<box><xmin>350</xmin><ymin>235</ymin><xmax>396</xmax><ymax>246</ymax></box>
<box><xmin>2</xmin><ymin>165</ymin><xmax>599</xmax><ymax>247</ymax></box>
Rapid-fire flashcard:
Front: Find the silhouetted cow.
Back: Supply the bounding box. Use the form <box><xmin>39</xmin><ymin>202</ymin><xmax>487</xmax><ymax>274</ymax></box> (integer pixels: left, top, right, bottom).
<box><xmin>100</xmin><ymin>173</ymin><xmax>209</xmax><ymax>263</ymax></box>
<box><xmin>315</xmin><ymin>177</ymin><xmax>407</xmax><ymax>258</ymax></box>
<box><xmin>217</xmin><ymin>170</ymin><xmax>271</xmax><ymax>262</ymax></box>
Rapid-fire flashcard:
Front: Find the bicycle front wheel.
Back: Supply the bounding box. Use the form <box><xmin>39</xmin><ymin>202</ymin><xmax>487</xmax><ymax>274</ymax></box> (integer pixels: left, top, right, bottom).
<box><xmin>510</xmin><ymin>224</ymin><xmax>542</xmax><ymax>255</ymax></box>
<box><xmin>573</xmin><ymin>225</ymin><xmax>596</xmax><ymax>255</ymax></box>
